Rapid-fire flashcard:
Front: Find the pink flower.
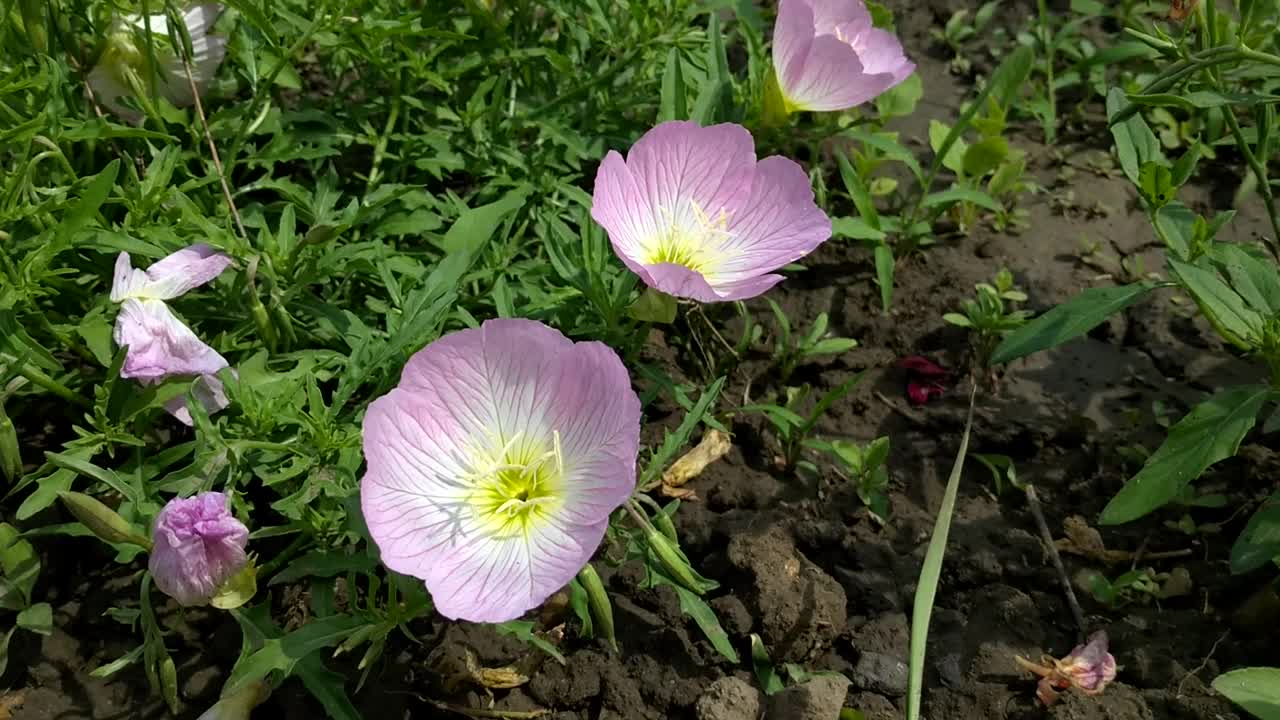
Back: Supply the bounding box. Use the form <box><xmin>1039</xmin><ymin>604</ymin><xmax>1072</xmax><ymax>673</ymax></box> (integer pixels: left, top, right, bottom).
<box><xmin>773</xmin><ymin>0</ymin><xmax>914</xmax><ymax>113</ymax></box>
<box><xmin>111</xmin><ymin>245</ymin><xmax>232</xmax><ymax>425</ymax></box>
<box><xmin>591</xmin><ymin>121</ymin><xmax>831</xmax><ymax>302</ymax></box>
<box><xmin>1060</xmin><ymin>631</ymin><xmax>1118</xmax><ymax>694</ymax></box>
<box><xmin>361</xmin><ymin>319</ymin><xmax>641</xmax><ymax>623</ymax></box>
<box><xmin>898</xmin><ymin>355</ymin><xmax>949</xmax><ymax>406</ymax></box>
<box><xmin>150</xmin><ymin>492</ymin><xmax>249</xmax><ymax>606</ymax></box>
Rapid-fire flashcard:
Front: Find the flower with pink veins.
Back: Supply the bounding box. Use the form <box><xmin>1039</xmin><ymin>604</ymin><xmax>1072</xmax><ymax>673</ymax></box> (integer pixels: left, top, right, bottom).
<box><xmin>591</xmin><ymin>121</ymin><xmax>831</xmax><ymax>302</ymax></box>
<box><xmin>772</xmin><ymin>0</ymin><xmax>915</xmax><ymax>113</ymax></box>
<box><xmin>361</xmin><ymin>319</ymin><xmax>641</xmax><ymax>623</ymax></box>
<box><xmin>111</xmin><ymin>244</ymin><xmax>233</xmax><ymax>425</ymax></box>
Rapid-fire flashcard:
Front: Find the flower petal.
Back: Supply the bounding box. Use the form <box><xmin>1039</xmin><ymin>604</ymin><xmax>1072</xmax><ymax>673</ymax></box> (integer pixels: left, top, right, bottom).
<box><xmin>710</xmin><ymin>156</ymin><xmax>831</xmax><ymax>282</ymax></box>
<box><xmin>114</xmin><ymin>298</ymin><xmax>228</xmax><ymax>380</ymax></box>
<box><xmin>112</xmin><ymin>245</ymin><xmax>232</xmax><ymax>302</ymax></box>
<box><xmin>591</xmin><ymin>150</ymin><xmax>661</xmax><ymax>277</ymax></box>
<box><xmin>158</xmin><ymin>4</ymin><xmax>228</xmax><ymax>107</ymax></box>
<box><xmin>773</xmin><ymin>0</ymin><xmax>817</xmax><ymax>99</ymax></box>
<box><xmin>163</xmin><ymin>373</ymin><xmax>232</xmax><ymax>426</ymax></box>
<box><xmin>86</xmin><ymin>64</ymin><xmax>143</xmax><ymax>125</ymax></box>
<box><xmin>361</xmin><ymin>319</ymin><xmax>640</xmax><ymax>622</ymax></box>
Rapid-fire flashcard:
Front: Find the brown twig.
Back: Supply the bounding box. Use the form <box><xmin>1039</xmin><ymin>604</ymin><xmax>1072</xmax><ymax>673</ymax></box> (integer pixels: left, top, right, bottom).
<box><xmin>1176</xmin><ymin>629</ymin><xmax>1230</xmax><ymax>697</ymax></box>
<box><xmin>874</xmin><ymin>390</ymin><xmax>928</xmax><ymax>427</ymax></box>
<box><xmin>1026</xmin><ymin>484</ymin><xmax>1087</xmax><ymax>643</ymax></box>
<box><xmin>176</xmin><ymin>37</ymin><xmax>247</xmax><ymax>241</ymax></box>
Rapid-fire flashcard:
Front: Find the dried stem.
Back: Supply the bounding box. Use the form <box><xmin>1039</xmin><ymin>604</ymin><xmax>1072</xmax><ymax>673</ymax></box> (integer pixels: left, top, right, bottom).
<box><xmin>1026</xmin><ymin>483</ymin><xmax>1087</xmax><ymax>643</ymax></box>
<box><xmin>176</xmin><ymin>39</ymin><xmax>247</xmax><ymax>241</ymax></box>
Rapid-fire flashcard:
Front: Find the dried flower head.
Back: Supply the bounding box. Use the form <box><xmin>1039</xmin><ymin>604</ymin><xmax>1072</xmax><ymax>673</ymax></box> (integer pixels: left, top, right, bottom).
<box><xmin>1015</xmin><ymin>630</ymin><xmax>1118</xmax><ymax>705</ymax></box>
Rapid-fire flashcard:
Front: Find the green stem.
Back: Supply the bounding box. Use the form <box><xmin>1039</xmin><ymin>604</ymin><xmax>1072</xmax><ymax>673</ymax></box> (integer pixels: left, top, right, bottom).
<box><xmin>257</xmin><ymin>533</ymin><xmax>308</xmax><ymax>578</ymax></box>
<box><xmin>10</xmin><ymin>362</ymin><xmax>91</xmax><ymax>408</ymax></box>
<box><xmin>1219</xmin><ymin>104</ymin><xmax>1280</xmax><ymax>260</ymax></box>
<box><xmin>1037</xmin><ymin>0</ymin><xmax>1057</xmax><ymax>144</ymax></box>
<box><xmin>365</xmin><ymin>70</ymin><xmax>403</xmax><ymax>195</ymax></box>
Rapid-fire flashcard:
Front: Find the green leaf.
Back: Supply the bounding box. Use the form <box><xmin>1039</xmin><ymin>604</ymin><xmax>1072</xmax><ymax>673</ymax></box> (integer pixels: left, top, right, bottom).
<box><xmin>991</xmin><ymin>283</ymin><xmax>1160</xmax><ymax>365</ymax></box>
<box><xmin>0</xmin><ymin>522</ymin><xmax>40</xmax><ymax>610</ymax></box>
<box><xmin>690</xmin><ymin>13</ymin><xmax>730</xmax><ymax>125</ymax></box>
<box><xmin>1107</xmin><ymin>87</ymin><xmax>1164</xmax><ymax>186</ymax></box>
<box><xmin>58</xmin><ymin>160</ymin><xmax>119</xmax><ymax>242</ymax></box>
<box><xmin>750</xmin><ymin>634</ymin><xmax>785</xmax><ymax>695</ymax></box>
<box><xmin>268</xmin><ymin>552</ymin><xmax>377</xmax><ymax>586</ymax></box>
<box><xmin>1155</xmin><ymin>202</ymin><xmax>1198</xmax><ymax>259</ymax></box>
<box><xmin>1210</xmin><ymin>244</ymin><xmax>1280</xmax><ymax>316</ymax></box>
<box><xmin>627</xmin><ymin>287</ymin><xmax>678</xmax><ymax>323</ymax></box>
<box><xmin>660</xmin><ymin>48</ymin><xmax>687</xmax><ymax>122</ymax></box>
<box><xmin>962</xmin><ymin>136</ymin><xmax>1009</xmax><ymax>177</ymax></box>
<box><xmin>1212</xmin><ymin>667</ymin><xmax>1280</xmax><ymax>720</ymax></box>
<box><xmin>928</xmin><ymin>120</ymin><xmax>967</xmax><ymax>174</ymax></box>
<box><xmin>1138</xmin><ymin>161</ymin><xmax>1174</xmax><ymax>209</ymax></box>
<box><xmin>16</xmin><ymin>602</ymin><xmax>52</xmax><ymax>635</ymax></box>
<box><xmin>874</xmin><ymin>243</ymin><xmax>895</xmax><ymax>313</ymax></box>
<box><xmin>907</xmin><ymin>386</ymin><xmax>977</xmax><ymax>720</ymax></box>
<box><xmin>1231</xmin><ymin>490</ymin><xmax>1280</xmax><ymax>574</ymax></box>
<box><xmin>921</xmin><ymin>186</ymin><xmax>1002</xmax><ymax>212</ymax></box>
<box><xmin>1100</xmin><ymin>385</ymin><xmax>1271</xmax><ymax>525</ymax></box>
<box><xmin>875</xmin><ymin>72</ymin><xmax>922</xmax><ymax>118</ymax></box>
<box><xmin>225</xmin><ymin>614</ymin><xmax>366</xmax><ymax>695</ymax></box>
<box><xmin>1170</xmin><ymin>142</ymin><xmax>1203</xmax><ymax>187</ymax></box>
<box><xmin>831</xmin><ymin>217</ymin><xmax>885</xmax><ymax>241</ymax></box>
<box><xmin>494</xmin><ymin>620</ymin><xmax>567</xmax><ymax>664</ymax></box>
<box><xmin>838</xmin><ymin>153</ymin><xmax>880</xmax><ymax>229</ymax></box>
<box><xmin>657</xmin><ymin>575</ymin><xmax>738</xmax><ymax>662</ymax></box>
<box><xmin>988</xmin><ymin>45</ymin><xmax>1034</xmax><ymax>109</ymax></box>
<box><xmin>1169</xmin><ymin>257</ymin><xmax>1264</xmax><ymax>350</ymax></box>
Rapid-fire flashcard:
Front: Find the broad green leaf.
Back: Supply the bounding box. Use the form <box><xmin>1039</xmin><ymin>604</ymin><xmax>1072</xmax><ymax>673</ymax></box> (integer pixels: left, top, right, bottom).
<box><xmin>1170</xmin><ymin>142</ymin><xmax>1203</xmax><ymax>187</ymax></box>
<box><xmin>875</xmin><ymin>72</ymin><xmax>922</xmax><ymax>118</ymax></box>
<box><xmin>58</xmin><ymin>160</ymin><xmax>119</xmax><ymax>242</ymax></box>
<box><xmin>1213</xmin><ymin>667</ymin><xmax>1280</xmax><ymax>720</ymax></box>
<box><xmin>1231</xmin><ymin>490</ymin><xmax>1280</xmax><ymax>574</ymax></box>
<box><xmin>17</xmin><ymin>602</ymin><xmax>53</xmax><ymax>635</ymax></box>
<box><xmin>928</xmin><ymin>120</ymin><xmax>967</xmax><ymax>174</ymax></box>
<box><xmin>1138</xmin><ymin>161</ymin><xmax>1174</xmax><ymax>209</ymax></box>
<box><xmin>627</xmin><ymin>287</ymin><xmax>678</xmax><ymax>323</ymax></box>
<box><xmin>907</xmin><ymin>386</ymin><xmax>977</xmax><ymax>720</ymax></box>
<box><xmin>660</xmin><ymin>48</ymin><xmax>687</xmax><ymax>121</ymax></box>
<box><xmin>1169</xmin><ymin>257</ymin><xmax>1264</xmax><ymax>350</ymax></box>
<box><xmin>962</xmin><ymin>136</ymin><xmax>1009</xmax><ymax>177</ymax></box>
<box><xmin>1100</xmin><ymin>385</ymin><xmax>1271</xmax><ymax>525</ymax></box>
<box><xmin>1155</xmin><ymin>202</ymin><xmax>1198</xmax><ymax>259</ymax></box>
<box><xmin>1107</xmin><ymin>87</ymin><xmax>1164</xmax><ymax>186</ymax></box>
<box><xmin>1210</xmin><ymin>244</ymin><xmax>1280</xmax><ymax>316</ymax></box>
<box><xmin>988</xmin><ymin>45</ymin><xmax>1034</xmax><ymax>109</ymax></box>
<box><xmin>991</xmin><ymin>283</ymin><xmax>1159</xmax><ymax>365</ymax></box>
<box><xmin>226</xmin><ymin>614</ymin><xmax>366</xmax><ymax>694</ymax></box>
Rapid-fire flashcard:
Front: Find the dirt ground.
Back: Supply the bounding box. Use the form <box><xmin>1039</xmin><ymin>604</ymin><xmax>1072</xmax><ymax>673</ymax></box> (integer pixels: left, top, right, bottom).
<box><xmin>7</xmin><ymin>1</ymin><xmax>1280</xmax><ymax>719</ymax></box>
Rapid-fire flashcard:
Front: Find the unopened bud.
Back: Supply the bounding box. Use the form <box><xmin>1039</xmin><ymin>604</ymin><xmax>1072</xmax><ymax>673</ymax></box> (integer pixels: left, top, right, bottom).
<box><xmin>160</xmin><ymin>655</ymin><xmax>179</xmax><ymax>714</ymax></box>
<box><xmin>57</xmin><ymin>491</ymin><xmax>150</xmax><ymax>549</ymax></box>
<box><xmin>197</xmin><ymin>680</ymin><xmax>270</xmax><ymax>720</ymax></box>
<box><xmin>577</xmin><ymin>564</ymin><xmax>616</xmax><ymax>650</ymax></box>
<box><xmin>646</xmin><ymin>528</ymin><xmax>705</xmax><ymax>595</ymax></box>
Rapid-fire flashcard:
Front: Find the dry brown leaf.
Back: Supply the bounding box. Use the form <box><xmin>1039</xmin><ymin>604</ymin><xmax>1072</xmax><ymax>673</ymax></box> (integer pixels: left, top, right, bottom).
<box><xmin>475</xmin><ymin>666</ymin><xmax>529</xmax><ymax>690</ymax></box>
<box><xmin>0</xmin><ymin>690</ymin><xmax>25</xmax><ymax>720</ymax></box>
<box><xmin>662</xmin><ymin>429</ymin><xmax>731</xmax><ymax>491</ymax></box>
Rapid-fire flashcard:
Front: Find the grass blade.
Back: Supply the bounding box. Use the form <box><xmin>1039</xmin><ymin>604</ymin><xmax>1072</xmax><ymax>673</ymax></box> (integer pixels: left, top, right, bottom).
<box><xmin>906</xmin><ymin>383</ymin><xmax>978</xmax><ymax>720</ymax></box>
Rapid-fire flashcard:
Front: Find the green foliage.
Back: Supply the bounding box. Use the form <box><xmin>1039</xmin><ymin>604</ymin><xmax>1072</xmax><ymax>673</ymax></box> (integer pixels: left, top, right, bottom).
<box><xmin>1214</xmin><ymin>667</ymin><xmax>1280</xmax><ymax>720</ymax></box>
<box><xmin>943</xmin><ymin>267</ymin><xmax>1030</xmax><ymax>367</ymax></box>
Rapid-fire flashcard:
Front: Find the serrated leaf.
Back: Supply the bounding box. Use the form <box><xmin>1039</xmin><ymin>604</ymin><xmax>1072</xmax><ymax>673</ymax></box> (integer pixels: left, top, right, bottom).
<box><xmin>1100</xmin><ymin>385</ymin><xmax>1271</xmax><ymax>525</ymax></box>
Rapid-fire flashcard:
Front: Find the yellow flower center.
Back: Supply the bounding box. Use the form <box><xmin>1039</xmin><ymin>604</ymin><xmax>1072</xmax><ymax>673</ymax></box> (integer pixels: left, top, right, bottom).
<box><xmin>644</xmin><ymin>201</ymin><xmax>733</xmax><ymax>274</ymax></box>
<box><xmin>466</xmin><ymin>431</ymin><xmax>564</xmax><ymax>537</ymax></box>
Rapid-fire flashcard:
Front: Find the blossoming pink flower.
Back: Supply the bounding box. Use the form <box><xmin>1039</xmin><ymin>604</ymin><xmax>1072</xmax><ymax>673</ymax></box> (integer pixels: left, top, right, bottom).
<box><xmin>591</xmin><ymin>121</ymin><xmax>831</xmax><ymax>302</ymax></box>
<box><xmin>150</xmin><ymin>492</ymin><xmax>249</xmax><ymax>606</ymax></box>
<box><xmin>773</xmin><ymin>0</ymin><xmax>915</xmax><ymax>113</ymax></box>
<box><xmin>361</xmin><ymin>319</ymin><xmax>641</xmax><ymax>623</ymax></box>
<box><xmin>111</xmin><ymin>244</ymin><xmax>233</xmax><ymax>424</ymax></box>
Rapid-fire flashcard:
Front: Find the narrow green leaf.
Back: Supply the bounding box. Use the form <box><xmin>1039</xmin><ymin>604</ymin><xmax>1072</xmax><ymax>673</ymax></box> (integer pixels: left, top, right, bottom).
<box><xmin>16</xmin><ymin>602</ymin><xmax>53</xmax><ymax>635</ymax></box>
<box><xmin>1169</xmin><ymin>257</ymin><xmax>1264</xmax><ymax>350</ymax></box>
<box><xmin>660</xmin><ymin>48</ymin><xmax>687</xmax><ymax>122</ymax></box>
<box><xmin>838</xmin><ymin>153</ymin><xmax>880</xmax><ymax>229</ymax></box>
<box><xmin>1212</xmin><ymin>667</ymin><xmax>1280</xmax><ymax>720</ymax></box>
<box><xmin>921</xmin><ymin>186</ymin><xmax>1002</xmax><ymax>212</ymax></box>
<box><xmin>991</xmin><ymin>283</ymin><xmax>1159</xmax><ymax>365</ymax></box>
<box><xmin>750</xmin><ymin>634</ymin><xmax>785</xmax><ymax>695</ymax></box>
<box><xmin>665</xmin><ymin>578</ymin><xmax>738</xmax><ymax>662</ymax></box>
<box><xmin>1100</xmin><ymin>385</ymin><xmax>1271</xmax><ymax>525</ymax></box>
<box><xmin>874</xmin><ymin>244</ymin><xmax>895</xmax><ymax>313</ymax></box>
<box><xmin>59</xmin><ymin>160</ymin><xmax>119</xmax><ymax>242</ymax></box>
<box><xmin>268</xmin><ymin>552</ymin><xmax>377</xmax><ymax>586</ymax></box>
<box><xmin>907</xmin><ymin>385</ymin><xmax>977</xmax><ymax>720</ymax></box>
<box><xmin>831</xmin><ymin>216</ymin><xmax>885</xmax><ymax>241</ymax></box>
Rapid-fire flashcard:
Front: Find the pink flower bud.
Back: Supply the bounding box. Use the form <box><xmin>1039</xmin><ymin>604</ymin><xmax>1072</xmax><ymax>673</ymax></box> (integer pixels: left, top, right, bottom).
<box><xmin>150</xmin><ymin>492</ymin><xmax>248</xmax><ymax>606</ymax></box>
<box><xmin>1060</xmin><ymin>631</ymin><xmax>1117</xmax><ymax>694</ymax></box>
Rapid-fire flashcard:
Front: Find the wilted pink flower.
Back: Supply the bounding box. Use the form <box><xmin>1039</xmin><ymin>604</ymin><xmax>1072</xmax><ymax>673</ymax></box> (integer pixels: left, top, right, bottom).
<box><xmin>361</xmin><ymin>319</ymin><xmax>641</xmax><ymax>622</ymax></box>
<box><xmin>1060</xmin><ymin>631</ymin><xmax>1118</xmax><ymax>694</ymax></box>
<box><xmin>898</xmin><ymin>355</ymin><xmax>949</xmax><ymax>406</ymax></box>
<box><xmin>111</xmin><ymin>245</ymin><xmax>232</xmax><ymax>425</ymax></box>
<box><xmin>773</xmin><ymin>0</ymin><xmax>915</xmax><ymax>113</ymax></box>
<box><xmin>591</xmin><ymin>121</ymin><xmax>831</xmax><ymax>302</ymax></box>
<box><xmin>88</xmin><ymin>4</ymin><xmax>228</xmax><ymax>124</ymax></box>
<box><xmin>150</xmin><ymin>492</ymin><xmax>249</xmax><ymax>606</ymax></box>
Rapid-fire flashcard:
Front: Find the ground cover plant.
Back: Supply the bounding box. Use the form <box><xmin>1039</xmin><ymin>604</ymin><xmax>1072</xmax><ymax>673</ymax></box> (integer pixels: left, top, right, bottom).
<box><xmin>3</xmin><ymin>0</ymin><xmax>1280</xmax><ymax>718</ymax></box>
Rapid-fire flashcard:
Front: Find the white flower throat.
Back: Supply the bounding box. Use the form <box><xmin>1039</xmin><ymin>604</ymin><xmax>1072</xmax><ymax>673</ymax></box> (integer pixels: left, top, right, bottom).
<box><xmin>645</xmin><ymin>200</ymin><xmax>734</xmax><ymax>273</ymax></box>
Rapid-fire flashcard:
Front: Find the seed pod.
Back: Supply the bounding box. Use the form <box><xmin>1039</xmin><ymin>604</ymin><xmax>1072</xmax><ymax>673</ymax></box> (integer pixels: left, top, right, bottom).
<box><xmin>58</xmin><ymin>491</ymin><xmax>150</xmax><ymax>549</ymax></box>
<box><xmin>646</xmin><ymin>528</ymin><xmax>705</xmax><ymax>595</ymax></box>
<box><xmin>160</xmin><ymin>655</ymin><xmax>179</xmax><ymax>715</ymax></box>
<box><xmin>0</xmin><ymin>400</ymin><xmax>21</xmax><ymax>481</ymax></box>
<box><xmin>650</xmin><ymin>505</ymin><xmax>678</xmax><ymax>543</ymax></box>
<box><xmin>576</xmin><ymin>564</ymin><xmax>615</xmax><ymax>650</ymax></box>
